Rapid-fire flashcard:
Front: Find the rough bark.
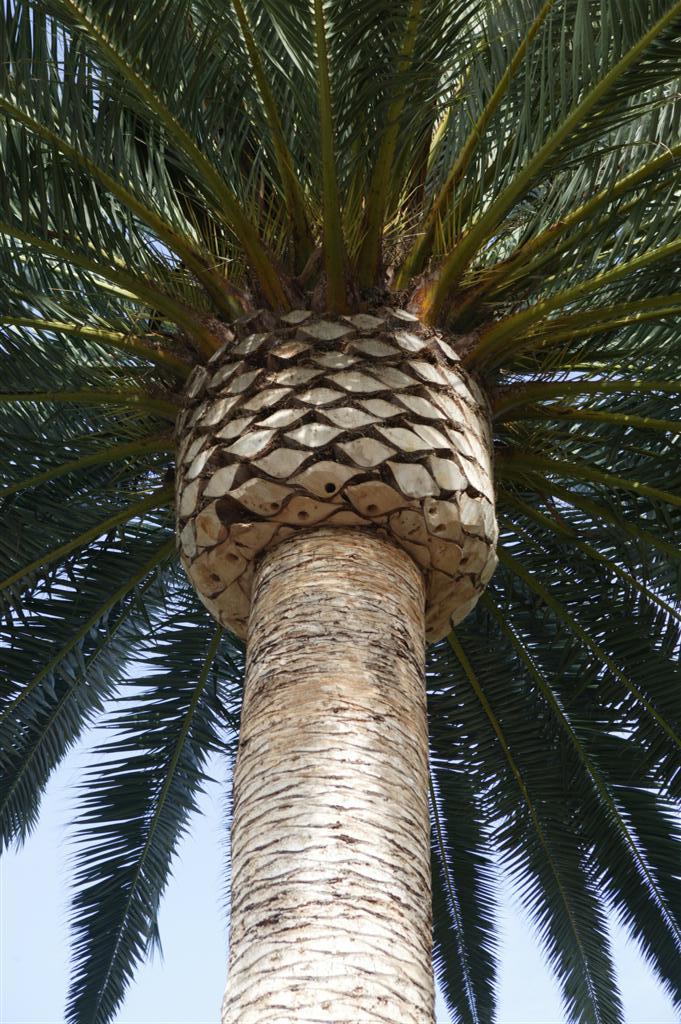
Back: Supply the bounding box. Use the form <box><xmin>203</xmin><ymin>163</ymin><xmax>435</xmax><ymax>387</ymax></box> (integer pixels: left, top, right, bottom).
<box><xmin>221</xmin><ymin>527</ymin><xmax>434</xmax><ymax>1024</ymax></box>
<box><xmin>175</xmin><ymin>308</ymin><xmax>497</xmax><ymax>643</ymax></box>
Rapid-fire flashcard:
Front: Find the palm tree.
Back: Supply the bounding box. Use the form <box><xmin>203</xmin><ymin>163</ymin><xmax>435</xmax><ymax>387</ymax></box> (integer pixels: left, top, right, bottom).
<box><xmin>1</xmin><ymin>0</ymin><xmax>680</xmax><ymax>1020</ymax></box>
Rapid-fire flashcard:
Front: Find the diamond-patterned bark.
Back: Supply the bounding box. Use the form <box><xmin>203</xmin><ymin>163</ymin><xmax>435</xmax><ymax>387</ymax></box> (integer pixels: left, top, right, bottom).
<box><xmin>175</xmin><ymin>309</ymin><xmax>497</xmax><ymax>641</ymax></box>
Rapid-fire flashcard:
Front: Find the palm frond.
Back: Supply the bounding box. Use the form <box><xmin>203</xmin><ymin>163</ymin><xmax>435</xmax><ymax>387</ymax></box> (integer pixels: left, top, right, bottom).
<box><xmin>42</xmin><ymin>0</ymin><xmax>288</xmax><ymax>307</ymax></box>
<box><xmin>3</xmin><ymin>1</ymin><xmax>681</xmax><ymax>1019</ymax></box>
<box><xmin>311</xmin><ymin>0</ymin><xmax>348</xmax><ymax>311</ymax></box>
<box><xmin>430</xmin><ymin>767</ymin><xmax>497</xmax><ymax>1024</ymax></box>
<box><xmin>66</xmin><ymin>602</ymin><xmax>242</xmax><ymax>1024</ymax></box>
<box><xmin>437</xmin><ymin>631</ymin><xmax>624</xmax><ymax>1024</ymax></box>
<box><xmin>0</xmin><ymin>540</ymin><xmax>174</xmax><ymax>849</ymax></box>
<box><xmin>482</xmin><ymin>595</ymin><xmax>681</xmax><ymax>1005</ymax></box>
<box><xmin>423</xmin><ymin>1</ymin><xmax>681</xmax><ymax>317</ymax></box>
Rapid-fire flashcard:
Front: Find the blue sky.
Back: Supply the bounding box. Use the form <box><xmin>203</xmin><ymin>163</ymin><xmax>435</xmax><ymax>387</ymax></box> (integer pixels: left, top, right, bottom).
<box><xmin>2</xmin><ymin>744</ymin><xmax>677</xmax><ymax>1024</ymax></box>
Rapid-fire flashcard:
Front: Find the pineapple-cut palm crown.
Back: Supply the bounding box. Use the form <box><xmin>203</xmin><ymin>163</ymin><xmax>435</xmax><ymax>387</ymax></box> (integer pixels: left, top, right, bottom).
<box><xmin>1</xmin><ymin>1</ymin><xmax>680</xmax><ymax>1023</ymax></box>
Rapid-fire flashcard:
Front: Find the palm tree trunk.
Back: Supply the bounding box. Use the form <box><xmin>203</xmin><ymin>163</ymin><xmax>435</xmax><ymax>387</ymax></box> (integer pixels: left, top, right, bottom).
<box><xmin>221</xmin><ymin>527</ymin><xmax>434</xmax><ymax>1023</ymax></box>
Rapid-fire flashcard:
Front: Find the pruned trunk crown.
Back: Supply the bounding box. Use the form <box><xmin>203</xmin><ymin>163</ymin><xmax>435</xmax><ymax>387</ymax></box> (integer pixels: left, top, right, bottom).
<box><xmin>175</xmin><ymin>308</ymin><xmax>497</xmax><ymax>639</ymax></box>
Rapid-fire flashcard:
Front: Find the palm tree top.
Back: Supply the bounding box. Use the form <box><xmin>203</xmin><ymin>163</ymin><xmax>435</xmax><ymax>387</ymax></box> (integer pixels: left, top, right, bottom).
<box><xmin>1</xmin><ymin>1</ymin><xmax>680</xmax><ymax>1022</ymax></box>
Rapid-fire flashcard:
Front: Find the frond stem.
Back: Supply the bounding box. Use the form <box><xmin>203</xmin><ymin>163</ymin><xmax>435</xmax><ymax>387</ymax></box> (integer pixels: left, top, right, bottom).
<box><xmin>56</xmin><ymin>0</ymin><xmax>289</xmax><ymax>310</ymax></box>
<box><xmin>446</xmin><ymin>630</ymin><xmax>601</xmax><ymax>1015</ymax></box>
<box><xmin>0</xmin><ymin>390</ymin><xmax>179</xmax><ymax>421</ymax></box>
<box><xmin>482</xmin><ymin>592</ymin><xmax>681</xmax><ymax>946</ymax></box>
<box><xmin>470</xmin><ymin>141</ymin><xmax>681</xmax><ymax>301</ymax></box>
<box><xmin>496</xmin><ymin>450</ymin><xmax>681</xmax><ymax>510</ymax></box>
<box><xmin>494</xmin><ymin>378</ymin><xmax>681</xmax><ymax>418</ymax></box>
<box><xmin>230</xmin><ymin>0</ymin><xmax>313</xmax><ymax>269</ymax></box>
<box><xmin>356</xmin><ymin>0</ymin><xmax>424</xmax><ymax>289</ymax></box>
<box><xmin>424</xmin><ymin>0</ymin><xmax>681</xmax><ymax>322</ymax></box>
<box><xmin>480</xmin><ymin>294</ymin><xmax>681</xmax><ymax>368</ymax></box>
<box><xmin>499</xmin><ymin>493</ymin><xmax>681</xmax><ymax>626</ymax></box>
<box><xmin>505</xmin><ymin>474</ymin><xmax>681</xmax><ymax>566</ymax></box>
<box><xmin>503</xmin><ymin>405</ymin><xmax>680</xmax><ymax>435</ymax></box>
<box><xmin>428</xmin><ymin>772</ymin><xmax>479</xmax><ymax>1022</ymax></box>
<box><xmin>1</xmin><ymin>316</ymin><xmax>192</xmax><ymax>377</ymax></box>
<box><xmin>0</xmin><ymin>486</ymin><xmax>174</xmax><ymax>595</ymax></box>
<box><xmin>398</xmin><ymin>0</ymin><xmax>556</xmax><ymax>288</ymax></box>
<box><xmin>469</xmin><ymin>238</ymin><xmax>681</xmax><ymax>369</ymax></box>
<box><xmin>0</xmin><ymin>96</ymin><xmax>244</xmax><ymax>320</ymax></box>
<box><xmin>0</xmin><ymin>539</ymin><xmax>174</xmax><ymax>728</ymax></box>
<box><xmin>0</xmin><ymin>221</ymin><xmax>218</xmax><ymax>357</ymax></box>
<box><xmin>313</xmin><ymin>0</ymin><xmax>348</xmax><ymax>312</ymax></box>
<box><xmin>86</xmin><ymin>625</ymin><xmax>223</xmax><ymax>1022</ymax></box>
<box><xmin>0</xmin><ymin>437</ymin><xmax>173</xmax><ymax>499</ymax></box>
<box><xmin>497</xmin><ymin>546</ymin><xmax>681</xmax><ymax>751</ymax></box>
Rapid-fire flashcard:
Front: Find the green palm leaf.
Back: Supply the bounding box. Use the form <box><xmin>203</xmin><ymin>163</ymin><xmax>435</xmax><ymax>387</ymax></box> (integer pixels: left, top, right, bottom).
<box><xmin>0</xmin><ymin>540</ymin><xmax>174</xmax><ymax>848</ymax></box>
<box><xmin>2</xmin><ymin>0</ymin><xmax>680</xmax><ymax>1020</ymax></box>
<box><xmin>67</xmin><ymin>603</ymin><xmax>242</xmax><ymax>1024</ymax></box>
<box><xmin>429</xmin><ymin>763</ymin><xmax>497</xmax><ymax>1024</ymax></box>
<box><xmin>439</xmin><ymin>631</ymin><xmax>624</xmax><ymax>1024</ymax></box>
<box><xmin>483</xmin><ymin>596</ymin><xmax>681</xmax><ymax>1004</ymax></box>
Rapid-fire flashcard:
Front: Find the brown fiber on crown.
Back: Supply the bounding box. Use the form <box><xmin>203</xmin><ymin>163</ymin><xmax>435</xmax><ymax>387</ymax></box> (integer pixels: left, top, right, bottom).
<box><xmin>174</xmin><ymin>308</ymin><xmax>498</xmax><ymax>641</ymax></box>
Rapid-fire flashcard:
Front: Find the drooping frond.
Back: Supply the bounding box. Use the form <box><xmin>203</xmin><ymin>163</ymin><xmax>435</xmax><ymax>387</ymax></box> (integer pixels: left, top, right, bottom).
<box><xmin>66</xmin><ymin>591</ymin><xmax>243</xmax><ymax>1024</ymax></box>
<box><xmin>0</xmin><ymin>537</ymin><xmax>174</xmax><ymax>849</ymax></box>
<box><xmin>2</xmin><ymin>0</ymin><xmax>680</xmax><ymax>1020</ymax></box>
<box><xmin>425</xmin><ymin>508</ymin><xmax>681</xmax><ymax>1017</ymax></box>
<box><xmin>437</xmin><ymin>630</ymin><xmax>626</xmax><ymax>1024</ymax></box>
<box><xmin>429</xmin><ymin>762</ymin><xmax>497</xmax><ymax>1024</ymax></box>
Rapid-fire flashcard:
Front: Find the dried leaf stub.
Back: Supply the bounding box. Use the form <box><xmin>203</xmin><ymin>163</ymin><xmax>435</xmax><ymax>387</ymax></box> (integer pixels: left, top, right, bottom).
<box><xmin>175</xmin><ymin>310</ymin><xmax>497</xmax><ymax>640</ymax></box>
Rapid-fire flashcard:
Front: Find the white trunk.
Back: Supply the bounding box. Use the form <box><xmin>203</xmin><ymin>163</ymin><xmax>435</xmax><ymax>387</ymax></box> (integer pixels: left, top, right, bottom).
<box><xmin>221</xmin><ymin>527</ymin><xmax>434</xmax><ymax>1023</ymax></box>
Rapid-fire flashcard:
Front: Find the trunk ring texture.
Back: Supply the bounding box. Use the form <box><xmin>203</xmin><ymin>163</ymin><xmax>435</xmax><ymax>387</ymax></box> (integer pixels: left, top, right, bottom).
<box><xmin>222</xmin><ymin>528</ymin><xmax>434</xmax><ymax>1023</ymax></box>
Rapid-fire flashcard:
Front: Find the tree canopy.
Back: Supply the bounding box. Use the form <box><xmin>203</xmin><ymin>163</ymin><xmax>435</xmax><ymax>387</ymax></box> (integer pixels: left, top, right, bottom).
<box><xmin>1</xmin><ymin>1</ymin><xmax>680</xmax><ymax>1022</ymax></box>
